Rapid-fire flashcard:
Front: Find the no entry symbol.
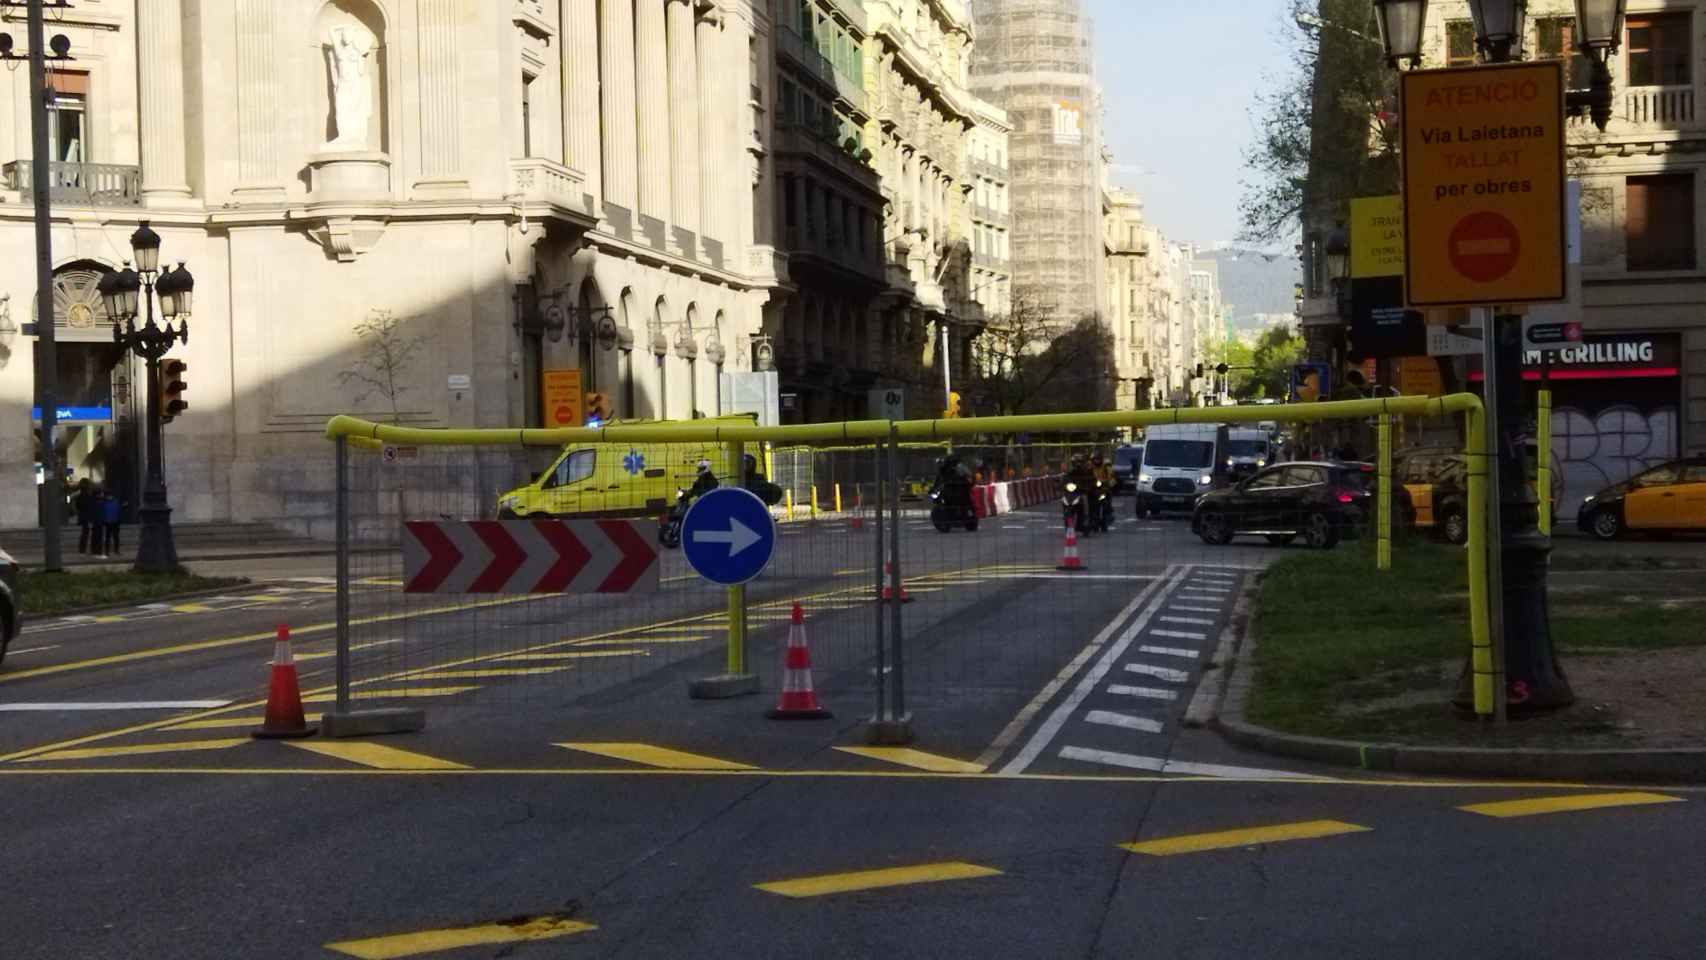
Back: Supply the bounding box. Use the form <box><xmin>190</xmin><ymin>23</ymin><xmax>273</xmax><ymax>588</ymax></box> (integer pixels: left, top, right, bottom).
<box><xmin>1449</xmin><ymin>211</ymin><xmax>1521</xmax><ymax>283</ymax></box>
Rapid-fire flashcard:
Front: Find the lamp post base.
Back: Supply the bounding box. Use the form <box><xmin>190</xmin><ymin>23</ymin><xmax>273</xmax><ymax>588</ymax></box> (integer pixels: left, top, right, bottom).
<box><xmin>134</xmin><ymin>501</ymin><xmax>180</xmax><ymax>575</ymax></box>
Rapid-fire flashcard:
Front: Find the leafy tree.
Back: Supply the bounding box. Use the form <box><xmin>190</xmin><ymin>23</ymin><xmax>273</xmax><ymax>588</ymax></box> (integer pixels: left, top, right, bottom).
<box><xmin>1236</xmin><ymin>325</ymin><xmax>1305</xmax><ymax>400</ymax></box>
<box><xmin>339</xmin><ymin>309</ymin><xmax>425</xmax><ymax>423</ymax></box>
<box><xmin>1239</xmin><ymin>0</ymin><xmax>1399</xmax><ymax>244</ymax></box>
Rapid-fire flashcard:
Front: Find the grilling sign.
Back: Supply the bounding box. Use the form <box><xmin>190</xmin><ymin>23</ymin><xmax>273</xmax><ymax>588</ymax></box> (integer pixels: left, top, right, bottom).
<box><xmin>1400</xmin><ymin>61</ymin><xmax>1566</xmax><ymax>307</ymax></box>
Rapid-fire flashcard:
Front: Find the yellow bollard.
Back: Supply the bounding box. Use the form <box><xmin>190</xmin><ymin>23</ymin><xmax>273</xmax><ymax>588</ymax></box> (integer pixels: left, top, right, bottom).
<box><xmin>725</xmin><ymin>438</ymin><xmax>747</xmax><ymax>677</ymax></box>
<box><xmin>784</xmin><ymin>487</ymin><xmax>794</xmax><ymax>521</ymax></box>
<box><xmin>1377</xmin><ymin>414</ymin><xmax>1392</xmax><ymax>572</ymax></box>
<box><xmin>833</xmin><ymin>483</ymin><xmax>843</xmax><ymax>514</ymax></box>
<box><xmin>1465</xmin><ymin>406</ymin><xmax>1494</xmax><ymax>718</ymax></box>
<box><xmin>810</xmin><ymin>486</ymin><xmax>819</xmax><ymax>518</ymax></box>
<box><xmin>1538</xmin><ymin>389</ymin><xmax>1552</xmax><ymax>536</ymax></box>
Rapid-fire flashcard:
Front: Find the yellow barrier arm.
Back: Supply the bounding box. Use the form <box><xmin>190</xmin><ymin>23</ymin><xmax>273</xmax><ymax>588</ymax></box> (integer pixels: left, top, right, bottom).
<box><xmin>1537</xmin><ymin>389</ymin><xmax>1552</xmax><ymax>536</ymax></box>
<box><xmin>1377</xmin><ymin>414</ymin><xmax>1392</xmax><ymax>572</ymax></box>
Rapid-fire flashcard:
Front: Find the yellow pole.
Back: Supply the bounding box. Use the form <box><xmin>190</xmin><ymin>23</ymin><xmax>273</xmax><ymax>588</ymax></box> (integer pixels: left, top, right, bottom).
<box><xmin>1377</xmin><ymin>414</ymin><xmax>1392</xmax><ymax>571</ymax></box>
<box><xmin>784</xmin><ymin>487</ymin><xmax>794</xmax><ymax>521</ymax></box>
<box><xmin>810</xmin><ymin>485</ymin><xmax>819</xmax><ymax>518</ymax></box>
<box><xmin>1464</xmin><ymin>407</ymin><xmax>1494</xmax><ymax>717</ymax></box>
<box><xmin>833</xmin><ymin>483</ymin><xmax>843</xmax><ymax>513</ymax></box>
<box><xmin>725</xmin><ymin>438</ymin><xmax>746</xmax><ymax>677</ymax></box>
<box><xmin>1537</xmin><ymin>389</ymin><xmax>1552</xmax><ymax>536</ymax></box>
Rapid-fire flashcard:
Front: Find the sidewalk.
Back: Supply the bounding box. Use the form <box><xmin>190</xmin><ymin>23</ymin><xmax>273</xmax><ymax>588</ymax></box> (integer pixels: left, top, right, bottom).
<box><xmin>0</xmin><ymin>522</ymin><xmax>336</xmax><ymax>570</ymax></box>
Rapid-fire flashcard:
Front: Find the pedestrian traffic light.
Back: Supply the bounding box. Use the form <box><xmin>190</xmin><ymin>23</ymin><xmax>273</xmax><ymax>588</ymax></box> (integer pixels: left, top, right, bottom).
<box><xmin>945</xmin><ymin>391</ymin><xmax>962</xmax><ymax>419</ymax></box>
<box><xmin>159</xmin><ymin>358</ymin><xmax>188</xmax><ymax>424</ymax></box>
<box><xmin>584</xmin><ymin>391</ymin><xmax>613</xmax><ymax>425</ymax></box>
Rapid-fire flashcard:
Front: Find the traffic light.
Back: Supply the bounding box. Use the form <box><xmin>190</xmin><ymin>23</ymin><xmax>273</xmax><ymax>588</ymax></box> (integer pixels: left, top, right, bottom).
<box><xmin>1215</xmin><ymin>363</ymin><xmax>1230</xmax><ymax>376</ymax></box>
<box><xmin>584</xmin><ymin>391</ymin><xmax>613</xmax><ymax>425</ymax></box>
<box><xmin>945</xmin><ymin>391</ymin><xmax>962</xmax><ymax>419</ymax></box>
<box><xmin>159</xmin><ymin>358</ymin><xmax>188</xmax><ymax>424</ymax></box>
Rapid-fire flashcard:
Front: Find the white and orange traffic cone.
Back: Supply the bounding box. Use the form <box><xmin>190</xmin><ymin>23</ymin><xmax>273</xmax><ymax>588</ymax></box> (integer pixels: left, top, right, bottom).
<box><xmin>850</xmin><ymin>490</ymin><xmax>865</xmax><ymax>530</ymax></box>
<box><xmin>878</xmin><ymin>561</ymin><xmax>912</xmax><ymax>603</ymax></box>
<box><xmin>768</xmin><ymin>603</ymin><xmax>832</xmax><ymax>720</ymax></box>
<box><xmin>253</xmin><ymin>624</ymin><xmax>319</xmax><ymax>739</ymax></box>
<box><xmin>1058</xmin><ymin>515</ymin><xmax>1086</xmax><ymax>572</ymax></box>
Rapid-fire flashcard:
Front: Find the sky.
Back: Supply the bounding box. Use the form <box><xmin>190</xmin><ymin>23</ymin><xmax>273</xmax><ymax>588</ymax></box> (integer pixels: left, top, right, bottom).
<box><xmin>1090</xmin><ymin>0</ymin><xmax>1298</xmax><ymax>247</ymax></box>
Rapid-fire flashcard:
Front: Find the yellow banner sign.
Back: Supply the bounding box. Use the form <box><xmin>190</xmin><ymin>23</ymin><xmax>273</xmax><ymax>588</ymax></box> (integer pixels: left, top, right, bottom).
<box><xmin>1350</xmin><ymin>195</ymin><xmax>1404</xmax><ymax>279</ymax></box>
<box><xmin>541</xmin><ymin>369</ymin><xmax>583</xmax><ymax>428</ymax></box>
<box><xmin>1400</xmin><ymin>61</ymin><xmax>1566</xmax><ymax>306</ymax></box>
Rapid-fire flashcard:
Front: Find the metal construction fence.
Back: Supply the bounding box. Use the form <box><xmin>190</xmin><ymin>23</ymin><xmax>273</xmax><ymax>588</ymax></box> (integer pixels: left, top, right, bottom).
<box><xmin>322</xmin><ymin>394</ymin><xmax>1495</xmax><ymax>743</ymax></box>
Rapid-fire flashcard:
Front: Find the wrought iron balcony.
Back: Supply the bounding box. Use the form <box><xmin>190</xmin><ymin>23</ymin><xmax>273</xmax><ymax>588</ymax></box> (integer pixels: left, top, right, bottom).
<box><xmin>5</xmin><ymin>160</ymin><xmax>141</xmax><ymax>207</ymax></box>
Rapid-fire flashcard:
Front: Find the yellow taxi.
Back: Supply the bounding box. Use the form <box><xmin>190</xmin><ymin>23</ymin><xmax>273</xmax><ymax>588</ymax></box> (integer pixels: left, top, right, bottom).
<box><xmin>1578</xmin><ymin>458</ymin><xmax>1706</xmax><ymax>540</ymax></box>
<box><xmin>495</xmin><ymin>415</ymin><xmax>753</xmax><ymax>519</ymax></box>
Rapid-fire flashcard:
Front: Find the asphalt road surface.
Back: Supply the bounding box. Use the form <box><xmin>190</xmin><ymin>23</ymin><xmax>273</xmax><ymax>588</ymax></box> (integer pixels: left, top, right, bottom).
<box><xmin>4</xmin><ymin>507</ymin><xmax>1702</xmax><ymax>959</ymax></box>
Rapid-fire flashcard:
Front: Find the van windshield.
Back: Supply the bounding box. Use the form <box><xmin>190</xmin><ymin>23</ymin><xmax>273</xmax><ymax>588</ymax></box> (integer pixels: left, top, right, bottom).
<box><xmin>1227</xmin><ymin>440</ymin><xmax>1269</xmax><ymax>458</ymax></box>
<box><xmin>1144</xmin><ymin>440</ymin><xmax>1215</xmax><ymax>469</ymax></box>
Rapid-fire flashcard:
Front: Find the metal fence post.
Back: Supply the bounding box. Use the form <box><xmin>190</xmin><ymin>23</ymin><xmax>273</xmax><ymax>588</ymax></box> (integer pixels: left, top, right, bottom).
<box><xmin>1537</xmin><ymin>387</ymin><xmax>1552</xmax><ymax>536</ymax></box>
<box><xmin>335</xmin><ymin>436</ymin><xmax>351</xmax><ymax>713</ymax></box>
<box><xmin>321</xmin><ymin>435</ymin><xmax>425</xmax><ymax>738</ymax></box>
<box><xmin>888</xmin><ymin>423</ymin><xmax>905</xmax><ymax>721</ymax></box>
<box><xmin>873</xmin><ymin>433</ymin><xmax>888</xmax><ymax>724</ymax></box>
<box><xmin>1377</xmin><ymin>413</ymin><xmax>1392</xmax><ymax>571</ymax></box>
<box><xmin>864</xmin><ymin>427</ymin><xmax>912</xmax><ymax>744</ymax></box>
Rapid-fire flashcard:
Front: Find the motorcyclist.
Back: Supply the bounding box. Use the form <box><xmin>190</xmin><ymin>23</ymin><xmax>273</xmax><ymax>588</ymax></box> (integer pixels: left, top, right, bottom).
<box><xmin>1091</xmin><ymin>453</ymin><xmax>1116</xmax><ymax>528</ymax></box>
<box><xmin>742</xmin><ymin>453</ymin><xmax>784</xmax><ymax>506</ymax></box>
<box><xmin>686</xmin><ymin>458</ymin><xmax>719</xmax><ymax>502</ymax></box>
<box><xmin>1063</xmin><ymin>454</ymin><xmax>1096</xmax><ymax>530</ymax></box>
<box><xmin>934</xmin><ymin>453</ymin><xmax>974</xmax><ymax>500</ymax></box>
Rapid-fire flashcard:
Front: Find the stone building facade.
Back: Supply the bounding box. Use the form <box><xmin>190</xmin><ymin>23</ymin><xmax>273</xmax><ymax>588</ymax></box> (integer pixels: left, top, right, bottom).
<box><xmin>0</xmin><ymin>0</ymin><xmax>773</xmax><ymax>532</ymax></box>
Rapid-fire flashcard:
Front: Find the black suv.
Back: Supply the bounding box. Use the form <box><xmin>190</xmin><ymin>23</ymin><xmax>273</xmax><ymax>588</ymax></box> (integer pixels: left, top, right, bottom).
<box><xmin>1191</xmin><ymin>462</ymin><xmax>1378</xmax><ymax>549</ymax></box>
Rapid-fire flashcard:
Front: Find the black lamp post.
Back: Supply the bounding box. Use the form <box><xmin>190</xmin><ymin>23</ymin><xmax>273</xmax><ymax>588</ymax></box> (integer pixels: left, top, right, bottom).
<box><xmin>101</xmin><ymin>221</ymin><xmax>193</xmax><ymax>574</ymax></box>
<box><xmin>1372</xmin><ymin>0</ymin><xmax>1627</xmax><ymax>713</ymax></box>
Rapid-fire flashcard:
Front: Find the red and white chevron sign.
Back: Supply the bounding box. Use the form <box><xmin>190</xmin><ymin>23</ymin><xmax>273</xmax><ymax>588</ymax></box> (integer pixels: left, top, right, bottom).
<box><xmin>401</xmin><ymin>519</ymin><xmax>659</xmax><ymax>594</ymax></box>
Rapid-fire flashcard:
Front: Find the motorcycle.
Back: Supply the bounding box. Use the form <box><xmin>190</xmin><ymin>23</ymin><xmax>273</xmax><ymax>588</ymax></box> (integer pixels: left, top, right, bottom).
<box><xmin>658</xmin><ymin>488</ymin><xmax>689</xmax><ymax>549</ymax></box>
<box><xmin>929</xmin><ymin>477</ymin><xmax>979</xmax><ymax>533</ymax></box>
<box><xmin>1089</xmin><ymin>478</ymin><xmax>1115</xmax><ymax>533</ymax></box>
<box><xmin>1061</xmin><ymin>479</ymin><xmax>1090</xmax><ymax>535</ymax></box>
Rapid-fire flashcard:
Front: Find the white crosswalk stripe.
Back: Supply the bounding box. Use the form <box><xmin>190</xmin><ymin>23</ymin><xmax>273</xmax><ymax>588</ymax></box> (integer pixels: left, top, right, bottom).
<box><xmin>1150</xmin><ymin>629</ymin><xmax>1208</xmax><ymax>641</ymax></box>
<box><xmin>1124</xmin><ymin>663</ymin><xmax>1190</xmax><ymax>684</ymax></box>
<box><xmin>1169</xmin><ymin>604</ymin><xmax>1221</xmax><ymax>614</ymax></box>
<box><xmin>1084</xmin><ymin>710</ymin><xmax>1164</xmax><ymax>734</ymax></box>
<box><xmin>1137</xmin><ymin>645</ymin><xmax>1199</xmax><ymax>659</ymax></box>
<box><xmin>1107</xmin><ymin>684</ymin><xmax>1178</xmax><ymax>701</ymax></box>
<box><xmin>1160</xmin><ymin>615</ymin><xmax>1214</xmax><ymax>626</ymax></box>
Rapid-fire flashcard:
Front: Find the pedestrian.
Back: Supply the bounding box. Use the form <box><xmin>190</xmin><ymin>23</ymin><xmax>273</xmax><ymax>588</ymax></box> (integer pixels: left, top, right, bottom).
<box><xmin>72</xmin><ymin>478</ymin><xmax>96</xmax><ymax>555</ymax></box>
<box><xmin>100</xmin><ymin>488</ymin><xmax>123</xmax><ymax>559</ymax></box>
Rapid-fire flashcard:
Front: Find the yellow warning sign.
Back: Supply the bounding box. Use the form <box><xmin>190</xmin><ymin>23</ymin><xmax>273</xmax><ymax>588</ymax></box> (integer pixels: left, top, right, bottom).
<box><xmin>1400</xmin><ymin>61</ymin><xmax>1566</xmax><ymax>306</ymax></box>
<box><xmin>1350</xmin><ymin>195</ymin><xmax>1404</xmax><ymax>279</ymax></box>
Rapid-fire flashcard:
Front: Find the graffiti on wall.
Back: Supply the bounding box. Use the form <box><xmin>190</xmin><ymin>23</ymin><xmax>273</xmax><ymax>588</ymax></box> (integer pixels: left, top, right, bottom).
<box><xmin>1547</xmin><ymin>404</ymin><xmax>1679</xmax><ymax>521</ymax></box>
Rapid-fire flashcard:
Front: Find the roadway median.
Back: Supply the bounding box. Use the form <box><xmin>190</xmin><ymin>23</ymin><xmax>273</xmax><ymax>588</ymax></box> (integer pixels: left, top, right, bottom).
<box><xmin>1214</xmin><ymin>542</ymin><xmax>1706</xmax><ymax>782</ymax></box>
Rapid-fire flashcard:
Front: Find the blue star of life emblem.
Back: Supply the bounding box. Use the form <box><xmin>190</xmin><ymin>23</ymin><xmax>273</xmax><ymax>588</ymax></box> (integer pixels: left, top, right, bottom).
<box><xmin>623</xmin><ymin>450</ymin><xmax>646</xmax><ymax>475</ymax></box>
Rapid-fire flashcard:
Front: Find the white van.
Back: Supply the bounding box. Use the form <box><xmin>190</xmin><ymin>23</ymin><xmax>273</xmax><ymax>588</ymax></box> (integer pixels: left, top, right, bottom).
<box><xmin>1225</xmin><ymin>428</ymin><xmax>1273</xmax><ymax>480</ymax></box>
<box><xmin>1136</xmin><ymin>423</ymin><xmax>1231</xmax><ymax>516</ymax></box>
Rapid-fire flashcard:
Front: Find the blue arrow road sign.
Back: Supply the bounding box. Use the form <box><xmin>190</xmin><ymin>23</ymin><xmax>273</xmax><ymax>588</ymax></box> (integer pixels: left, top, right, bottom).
<box><xmin>681</xmin><ymin>486</ymin><xmax>777</xmax><ymax>586</ymax></box>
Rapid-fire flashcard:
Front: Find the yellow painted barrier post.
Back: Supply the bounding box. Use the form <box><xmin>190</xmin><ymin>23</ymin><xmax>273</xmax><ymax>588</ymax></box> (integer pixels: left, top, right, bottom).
<box><xmin>810</xmin><ymin>485</ymin><xmax>819</xmax><ymax>518</ymax></box>
<box><xmin>1377</xmin><ymin>414</ymin><xmax>1392</xmax><ymax>571</ymax></box>
<box><xmin>1464</xmin><ymin>406</ymin><xmax>1495</xmax><ymax>717</ymax></box>
<box><xmin>1537</xmin><ymin>388</ymin><xmax>1552</xmax><ymax>536</ymax></box>
<box><xmin>784</xmin><ymin>487</ymin><xmax>794</xmax><ymax>521</ymax></box>
<box><xmin>834</xmin><ymin>483</ymin><xmax>843</xmax><ymax>514</ymax></box>
<box><xmin>726</xmin><ymin>438</ymin><xmax>747</xmax><ymax>678</ymax></box>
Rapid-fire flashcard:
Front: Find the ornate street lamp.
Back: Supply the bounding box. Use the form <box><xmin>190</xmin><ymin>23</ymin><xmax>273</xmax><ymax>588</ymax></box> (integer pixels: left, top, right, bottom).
<box><xmin>102</xmin><ymin>221</ymin><xmax>194</xmax><ymax>574</ymax></box>
<box><xmin>1568</xmin><ymin>0</ymin><xmax>1627</xmax><ymax>130</ymax></box>
<box><xmin>1324</xmin><ymin>222</ymin><xmax>1352</xmax><ymax>321</ymax></box>
<box><xmin>1372</xmin><ymin>0</ymin><xmax>1429</xmax><ymax>68</ymax></box>
<box><xmin>1466</xmin><ymin>0</ymin><xmax>1527</xmax><ymax>62</ymax></box>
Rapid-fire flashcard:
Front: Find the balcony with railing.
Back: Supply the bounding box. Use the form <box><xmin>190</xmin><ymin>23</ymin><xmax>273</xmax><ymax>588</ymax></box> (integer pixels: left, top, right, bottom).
<box><xmin>776</xmin><ymin>27</ymin><xmax>869</xmax><ymax>116</ymax></box>
<box><xmin>509</xmin><ymin>157</ymin><xmax>594</xmax><ymax>221</ymax></box>
<box><xmin>5</xmin><ymin>160</ymin><xmax>141</xmax><ymax>207</ymax></box>
<box><xmin>1621</xmin><ymin>85</ymin><xmax>1696</xmax><ymax>129</ymax></box>
<box><xmin>969</xmin><ymin>157</ymin><xmax>1006</xmax><ymax>182</ymax></box>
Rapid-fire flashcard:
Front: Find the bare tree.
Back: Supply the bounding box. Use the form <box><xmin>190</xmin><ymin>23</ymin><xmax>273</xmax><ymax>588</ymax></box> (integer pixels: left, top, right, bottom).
<box><xmin>969</xmin><ymin>296</ymin><xmax>1114</xmax><ymax>415</ymax></box>
<box><xmin>339</xmin><ymin>309</ymin><xmax>425</xmax><ymax>423</ymax></box>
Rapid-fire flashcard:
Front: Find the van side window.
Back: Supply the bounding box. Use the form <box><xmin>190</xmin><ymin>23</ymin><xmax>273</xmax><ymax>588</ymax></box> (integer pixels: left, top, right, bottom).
<box><xmin>544</xmin><ymin>450</ymin><xmax>595</xmax><ymax>489</ymax></box>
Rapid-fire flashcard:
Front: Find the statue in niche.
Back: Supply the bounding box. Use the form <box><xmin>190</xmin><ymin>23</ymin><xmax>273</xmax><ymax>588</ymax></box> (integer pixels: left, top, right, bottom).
<box><xmin>324</xmin><ymin>25</ymin><xmax>376</xmax><ymax>150</ymax></box>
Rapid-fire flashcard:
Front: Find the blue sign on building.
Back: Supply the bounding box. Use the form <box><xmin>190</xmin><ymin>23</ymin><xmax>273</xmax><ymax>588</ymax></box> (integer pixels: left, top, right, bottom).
<box><xmin>31</xmin><ymin>406</ymin><xmax>114</xmax><ymax>423</ymax></box>
<box><xmin>681</xmin><ymin>486</ymin><xmax>777</xmax><ymax>586</ymax></box>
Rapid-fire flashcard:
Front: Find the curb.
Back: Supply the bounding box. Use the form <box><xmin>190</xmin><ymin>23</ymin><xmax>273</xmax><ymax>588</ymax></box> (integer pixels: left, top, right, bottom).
<box><xmin>24</xmin><ymin>579</ymin><xmax>255</xmax><ymax>619</ymax></box>
<box><xmin>1211</xmin><ymin>579</ymin><xmax>1706</xmax><ymax>785</ymax></box>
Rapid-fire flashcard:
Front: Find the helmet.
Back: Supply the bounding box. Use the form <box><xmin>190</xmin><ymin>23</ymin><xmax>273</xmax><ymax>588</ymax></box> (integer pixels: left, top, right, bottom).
<box><xmin>696</xmin><ymin>459</ymin><xmax>711</xmax><ymax>472</ymax></box>
<box><xmin>1091</xmin><ymin>453</ymin><xmax>1105</xmax><ymax>465</ymax></box>
<box><xmin>743</xmin><ymin>454</ymin><xmax>758</xmax><ymax>471</ymax></box>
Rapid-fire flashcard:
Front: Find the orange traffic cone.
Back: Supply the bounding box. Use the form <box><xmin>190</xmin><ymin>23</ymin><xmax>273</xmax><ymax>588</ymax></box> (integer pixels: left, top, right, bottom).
<box><xmin>878</xmin><ymin>561</ymin><xmax>912</xmax><ymax>603</ymax></box>
<box><xmin>1058</xmin><ymin>515</ymin><xmax>1086</xmax><ymax>572</ymax></box>
<box><xmin>253</xmin><ymin>624</ymin><xmax>318</xmax><ymax>739</ymax></box>
<box><xmin>768</xmin><ymin>603</ymin><xmax>831</xmax><ymax>720</ymax></box>
<box><xmin>850</xmin><ymin>491</ymin><xmax>865</xmax><ymax>530</ymax></box>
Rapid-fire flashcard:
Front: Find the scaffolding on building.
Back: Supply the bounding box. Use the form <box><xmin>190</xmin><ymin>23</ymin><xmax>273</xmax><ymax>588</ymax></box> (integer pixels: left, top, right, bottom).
<box><xmin>968</xmin><ymin>0</ymin><xmax>1104</xmax><ymax>325</ymax></box>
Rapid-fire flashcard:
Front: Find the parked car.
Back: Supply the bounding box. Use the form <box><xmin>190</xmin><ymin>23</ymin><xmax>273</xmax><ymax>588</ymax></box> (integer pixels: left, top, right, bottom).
<box><xmin>1191</xmin><ymin>461</ymin><xmax>1377</xmax><ymax>549</ymax></box>
<box><xmin>1578</xmin><ymin>458</ymin><xmax>1706</xmax><ymax>540</ymax></box>
<box><xmin>1394</xmin><ymin>446</ymin><xmax>1471</xmax><ymax>545</ymax></box>
<box><xmin>1111</xmin><ymin>443</ymin><xmax>1143</xmax><ymax>493</ymax></box>
<box><xmin>0</xmin><ymin>546</ymin><xmax>18</xmax><ymax>666</ymax></box>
